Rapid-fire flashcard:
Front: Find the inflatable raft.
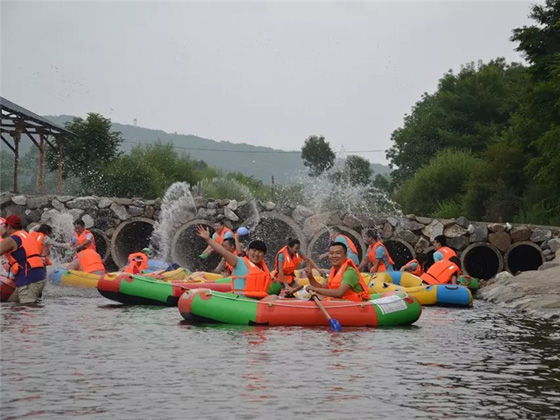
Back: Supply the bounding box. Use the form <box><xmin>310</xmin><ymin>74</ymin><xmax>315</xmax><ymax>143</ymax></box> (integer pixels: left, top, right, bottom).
<box><xmin>370</xmin><ymin>282</ymin><xmax>472</xmax><ymax>307</ymax></box>
<box><xmin>179</xmin><ymin>289</ymin><xmax>422</xmax><ymax>327</ymax></box>
<box><xmin>0</xmin><ymin>275</ymin><xmax>16</xmax><ymax>302</ymax></box>
<box><xmin>97</xmin><ymin>275</ymin><xmax>282</xmax><ymax>306</ymax></box>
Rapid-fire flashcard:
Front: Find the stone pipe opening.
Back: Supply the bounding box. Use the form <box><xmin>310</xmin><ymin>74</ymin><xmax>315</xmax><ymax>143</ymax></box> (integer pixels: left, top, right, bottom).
<box><xmin>243</xmin><ymin>212</ymin><xmax>307</xmax><ymax>269</ymax></box>
<box><xmin>90</xmin><ymin>228</ymin><xmax>110</xmax><ymax>262</ymax></box>
<box><xmin>308</xmin><ymin>226</ymin><xmax>365</xmax><ymax>269</ymax></box>
<box><xmin>505</xmin><ymin>241</ymin><xmax>545</xmax><ymax>274</ymax></box>
<box><xmin>461</xmin><ymin>242</ymin><xmax>503</xmax><ymax>280</ymax></box>
<box><xmin>384</xmin><ymin>239</ymin><xmax>415</xmax><ymax>270</ymax></box>
<box><xmin>111</xmin><ymin>217</ymin><xmax>155</xmax><ymax>267</ymax></box>
<box><xmin>171</xmin><ymin>219</ymin><xmax>221</xmax><ymax>272</ymax></box>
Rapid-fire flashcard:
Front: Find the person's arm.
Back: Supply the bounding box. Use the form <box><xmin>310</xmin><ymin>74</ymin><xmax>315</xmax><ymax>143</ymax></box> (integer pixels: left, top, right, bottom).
<box><xmin>213</xmin><ymin>258</ymin><xmax>226</xmax><ymax>274</ymax></box>
<box><xmin>233</xmin><ymin>233</ymin><xmax>245</xmax><ymax>256</ymax></box>
<box><xmin>76</xmin><ymin>234</ymin><xmax>93</xmax><ymax>252</ymax></box>
<box><xmin>300</xmin><ymin>252</ymin><xmax>322</xmax><ymax>274</ymax></box>
<box><xmin>67</xmin><ymin>257</ymin><xmax>81</xmax><ymax>271</ymax></box>
<box><xmin>45</xmin><ymin>237</ymin><xmax>71</xmax><ymax>249</ymax></box>
<box><xmin>305</xmin><ymin>265</ymin><xmax>325</xmax><ymax>288</ymax></box>
<box><xmin>400</xmin><ymin>262</ymin><xmax>412</xmax><ymax>272</ymax></box>
<box><xmin>277</xmin><ymin>259</ymin><xmax>288</xmax><ymax>287</ymax></box>
<box><xmin>450</xmin><ymin>274</ymin><xmax>458</xmax><ymax>285</ymax></box>
<box><xmin>196</xmin><ymin>225</ymin><xmax>237</xmax><ymax>268</ymax></box>
<box><xmin>0</xmin><ymin>237</ymin><xmax>17</xmax><ymax>256</ymax></box>
<box><xmin>307</xmin><ymin>283</ymin><xmax>351</xmax><ymax>299</ymax></box>
<box><xmin>357</xmin><ymin>254</ymin><xmax>369</xmax><ymax>272</ymax></box>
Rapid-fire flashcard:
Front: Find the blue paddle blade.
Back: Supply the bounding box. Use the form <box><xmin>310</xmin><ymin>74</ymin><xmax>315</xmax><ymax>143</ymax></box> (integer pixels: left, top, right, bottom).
<box><xmin>329</xmin><ymin>318</ymin><xmax>342</xmax><ymax>332</ymax></box>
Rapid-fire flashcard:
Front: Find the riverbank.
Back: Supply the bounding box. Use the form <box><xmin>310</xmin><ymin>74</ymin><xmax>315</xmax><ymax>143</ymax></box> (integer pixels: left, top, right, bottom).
<box><xmin>479</xmin><ymin>250</ymin><xmax>560</xmax><ymax>320</ymax></box>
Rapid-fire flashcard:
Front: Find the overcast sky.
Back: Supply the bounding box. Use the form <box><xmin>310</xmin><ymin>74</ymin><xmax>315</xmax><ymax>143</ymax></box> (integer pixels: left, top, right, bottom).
<box><xmin>1</xmin><ymin>1</ymin><xmax>537</xmax><ymax>164</ymax></box>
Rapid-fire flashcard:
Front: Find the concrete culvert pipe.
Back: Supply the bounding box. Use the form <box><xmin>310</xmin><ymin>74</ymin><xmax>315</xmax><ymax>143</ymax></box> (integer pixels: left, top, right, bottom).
<box><xmin>308</xmin><ymin>226</ymin><xmax>365</xmax><ymax>269</ymax></box>
<box><xmin>243</xmin><ymin>212</ymin><xmax>307</xmax><ymax>269</ymax></box>
<box><xmin>111</xmin><ymin>217</ymin><xmax>156</xmax><ymax>267</ymax></box>
<box><xmin>171</xmin><ymin>219</ymin><xmax>220</xmax><ymax>272</ymax></box>
<box><xmin>505</xmin><ymin>241</ymin><xmax>545</xmax><ymax>274</ymax></box>
<box><xmin>461</xmin><ymin>242</ymin><xmax>503</xmax><ymax>280</ymax></box>
<box><xmin>90</xmin><ymin>228</ymin><xmax>110</xmax><ymax>262</ymax></box>
<box><xmin>384</xmin><ymin>239</ymin><xmax>415</xmax><ymax>270</ymax></box>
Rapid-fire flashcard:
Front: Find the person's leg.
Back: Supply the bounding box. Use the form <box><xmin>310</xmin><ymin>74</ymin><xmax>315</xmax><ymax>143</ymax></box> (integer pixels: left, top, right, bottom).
<box><xmin>7</xmin><ymin>287</ymin><xmax>19</xmax><ymax>303</ymax></box>
<box><xmin>18</xmin><ymin>280</ymin><xmax>46</xmax><ymax>304</ymax></box>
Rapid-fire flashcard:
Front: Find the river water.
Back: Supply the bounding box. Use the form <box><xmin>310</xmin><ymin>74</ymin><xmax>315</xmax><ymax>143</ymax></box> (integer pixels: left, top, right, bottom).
<box><xmin>1</xmin><ymin>285</ymin><xmax>559</xmax><ymax>420</ymax></box>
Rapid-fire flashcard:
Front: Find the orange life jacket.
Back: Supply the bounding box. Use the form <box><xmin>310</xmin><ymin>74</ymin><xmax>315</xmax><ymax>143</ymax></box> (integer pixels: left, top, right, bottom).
<box><xmin>232</xmin><ymin>256</ymin><xmax>271</xmax><ymax>298</ymax></box>
<box><xmin>214</xmin><ymin>227</ymin><xmax>233</xmax><ymax>245</ymax></box>
<box><xmin>368</xmin><ymin>241</ymin><xmax>395</xmax><ymax>273</ymax></box>
<box><xmin>327</xmin><ymin>258</ymin><xmax>370</xmax><ymax>302</ymax></box>
<box><xmin>407</xmin><ymin>258</ymin><xmax>424</xmax><ymax>277</ymax></box>
<box><xmin>274</xmin><ymin>246</ymin><xmax>302</xmax><ymax>285</ymax></box>
<box><xmin>124</xmin><ymin>252</ymin><xmax>148</xmax><ymax>274</ymax></box>
<box><xmin>29</xmin><ymin>231</ymin><xmax>51</xmax><ymax>266</ymax></box>
<box><xmin>74</xmin><ymin>229</ymin><xmax>96</xmax><ymax>251</ymax></box>
<box><xmin>225</xmin><ymin>249</ymin><xmax>238</xmax><ymax>274</ymax></box>
<box><xmin>336</xmin><ymin>235</ymin><xmax>358</xmax><ymax>255</ymax></box>
<box><xmin>437</xmin><ymin>246</ymin><xmax>457</xmax><ymax>261</ymax></box>
<box><xmin>77</xmin><ymin>249</ymin><xmax>106</xmax><ymax>274</ymax></box>
<box><xmin>421</xmin><ymin>259</ymin><xmax>461</xmax><ymax>285</ymax></box>
<box><xmin>6</xmin><ymin>230</ymin><xmax>45</xmax><ymax>276</ymax></box>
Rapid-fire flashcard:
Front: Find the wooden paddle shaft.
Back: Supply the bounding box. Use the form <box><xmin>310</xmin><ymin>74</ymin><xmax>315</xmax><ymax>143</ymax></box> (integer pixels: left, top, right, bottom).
<box><xmin>311</xmin><ymin>295</ymin><xmax>333</xmax><ymax>321</ymax></box>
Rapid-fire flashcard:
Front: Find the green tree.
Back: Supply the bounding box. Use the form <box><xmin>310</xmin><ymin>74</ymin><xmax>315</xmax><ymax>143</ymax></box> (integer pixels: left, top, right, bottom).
<box><xmin>344</xmin><ymin>155</ymin><xmax>372</xmax><ymax>185</ymax></box>
<box><xmin>47</xmin><ymin>113</ymin><xmax>123</xmax><ymax>179</ymax></box>
<box><xmin>301</xmin><ymin>135</ymin><xmax>336</xmax><ymax>176</ymax></box>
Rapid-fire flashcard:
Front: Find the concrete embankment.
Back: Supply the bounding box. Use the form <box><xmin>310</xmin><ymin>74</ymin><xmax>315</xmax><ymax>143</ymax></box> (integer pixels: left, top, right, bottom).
<box><xmin>479</xmin><ymin>250</ymin><xmax>560</xmax><ymax>320</ymax></box>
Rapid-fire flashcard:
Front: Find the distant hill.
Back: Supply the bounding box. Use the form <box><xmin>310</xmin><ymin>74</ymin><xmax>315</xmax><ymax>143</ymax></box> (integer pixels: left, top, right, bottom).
<box><xmin>45</xmin><ymin>115</ymin><xmax>391</xmax><ymax>184</ymax></box>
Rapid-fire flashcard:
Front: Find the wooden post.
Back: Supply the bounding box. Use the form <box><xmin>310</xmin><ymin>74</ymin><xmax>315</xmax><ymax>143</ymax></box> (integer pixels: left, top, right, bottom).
<box><xmin>57</xmin><ymin>136</ymin><xmax>63</xmax><ymax>194</ymax></box>
<box><xmin>12</xmin><ymin>130</ymin><xmax>21</xmax><ymax>193</ymax></box>
<box><xmin>38</xmin><ymin>134</ymin><xmax>45</xmax><ymax>194</ymax></box>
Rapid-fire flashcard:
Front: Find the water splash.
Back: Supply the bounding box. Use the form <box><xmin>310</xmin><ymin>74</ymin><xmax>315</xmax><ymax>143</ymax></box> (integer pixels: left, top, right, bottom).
<box><xmin>150</xmin><ymin>182</ymin><xmax>197</xmax><ymax>261</ymax></box>
<box><xmin>37</xmin><ymin>209</ymin><xmax>75</xmax><ymax>266</ymax></box>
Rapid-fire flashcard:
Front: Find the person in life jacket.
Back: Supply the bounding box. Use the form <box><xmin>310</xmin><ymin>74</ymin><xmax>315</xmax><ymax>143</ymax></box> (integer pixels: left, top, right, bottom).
<box><xmin>305</xmin><ymin>241</ymin><xmax>370</xmax><ymax>302</ymax></box>
<box><xmin>196</xmin><ymin>225</ymin><xmax>278</xmax><ymax>301</ymax></box>
<box><xmin>319</xmin><ymin>227</ymin><xmax>360</xmax><ymax>266</ymax></box>
<box><xmin>0</xmin><ymin>215</ymin><xmax>46</xmax><ymax>304</ymax></box>
<box><xmin>213</xmin><ymin>235</ymin><xmax>245</xmax><ymax>276</ymax></box>
<box><xmin>71</xmin><ymin>219</ymin><xmax>96</xmax><ymax>252</ymax></box>
<box><xmin>421</xmin><ymin>256</ymin><xmax>462</xmax><ymax>285</ymax></box>
<box><xmin>200</xmin><ymin>220</ymin><xmax>233</xmax><ymax>260</ymax></box>
<box><xmin>432</xmin><ymin>235</ymin><xmax>457</xmax><ymax>261</ymax></box>
<box><xmin>67</xmin><ymin>248</ymin><xmax>106</xmax><ymax>275</ymax></box>
<box><xmin>122</xmin><ymin>249</ymin><xmax>150</xmax><ymax>274</ymax></box>
<box><xmin>358</xmin><ymin>229</ymin><xmax>395</xmax><ymax>274</ymax></box>
<box><xmin>273</xmin><ymin>238</ymin><xmax>305</xmax><ymax>293</ymax></box>
<box><xmin>29</xmin><ymin>224</ymin><xmax>71</xmax><ymax>267</ymax></box>
<box><xmin>400</xmin><ymin>254</ymin><xmax>428</xmax><ymax>277</ymax></box>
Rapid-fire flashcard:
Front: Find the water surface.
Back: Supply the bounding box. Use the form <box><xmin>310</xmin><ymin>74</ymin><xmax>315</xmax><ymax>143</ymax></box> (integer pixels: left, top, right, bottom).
<box><xmin>2</xmin><ymin>286</ymin><xmax>559</xmax><ymax>419</ymax></box>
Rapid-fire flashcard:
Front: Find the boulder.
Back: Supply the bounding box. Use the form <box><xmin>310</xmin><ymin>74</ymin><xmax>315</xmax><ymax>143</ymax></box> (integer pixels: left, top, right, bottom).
<box><xmin>455</xmin><ymin>216</ymin><xmax>470</xmax><ymax>229</ymax></box>
<box><xmin>1</xmin><ymin>192</ymin><xmax>13</xmax><ymax>208</ymax></box>
<box><xmin>68</xmin><ymin>208</ymin><xmax>85</xmax><ymax>221</ymax></box>
<box><xmin>414</xmin><ymin>237</ymin><xmax>430</xmax><ymax>254</ymax></box>
<box><xmin>510</xmin><ymin>225</ymin><xmax>531</xmax><ymax>242</ymax></box>
<box><xmin>387</xmin><ymin>216</ymin><xmax>399</xmax><ymax>227</ymax></box>
<box><xmin>447</xmin><ymin>236</ymin><xmax>469</xmax><ymax>251</ymax></box>
<box><xmin>401</xmin><ymin>220</ymin><xmax>425</xmax><ymax>232</ymax></box>
<box><xmin>227</xmin><ymin>200</ymin><xmax>238</xmax><ymax>211</ymax></box>
<box><xmin>444</xmin><ymin>224</ymin><xmax>468</xmax><ymax>238</ymax></box>
<box><xmin>415</xmin><ymin>216</ymin><xmax>432</xmax><ymax>225</ymax></box>
<box><xmin>51</xmin><ymin>199</ymin><xmax>65</xmax><ymax>211</ymax></box>
<box><xmin>292</xmin><ymin>205</ymin><xmax>314</xmax><ymax>223</ymax></box>
<box><xmin>422</xmin><ymin>220</ymin><xmax>444</xmax><ymax>241</ymax></box>
<box><xmin>144</xmin><ymin>206</ymin><xmax>155</xmax><ymax>219</ymax></box>
<box><xmin>207</xmin><ymin>201</ymin><xmax>218</xmax><ymax>209</ymax></box>
<box><xmin>27</xmin><ymin>196</ymin><xmax>49</xmax><ymax>209</ymax></box>
<box><xmin>303</xmin><ymin>213</ymin><xmax>331</xmax><ymax>238</ymax></box>
<box><xmin>264</xmin><ymin>201</ymin><xmax>276</xmax><ymax>211</ymax></box>
<box><xmin>128</xmin><ymin>206</ymin><xmax>144</xmax><ymax>217</ymax></box>
<box><xmin>194</xmin><ymin>196</ymin><xmax>208</xmax><ymax>208</ymax></box>
<box><xmin>216</xmin><ymin>199</ymin><xmax>230</xmax><ymax>207</ymax></box>
<box><xmin>113</xmin><ymin>198</ymin><xmax>132</xmax><ymax>206</ymax></box>
<box><xmin>98</xmin><ymin>197</ymin><xmax>113</xmax><ymax>209</ymax></box>
<box><xmin>538</xmin><ymin>262</ymin><xmax>560</xmax><ymax>271</ymax></box>
<box><xmin>82</xmin><ymin>214</ymin><xmax>94</xmax><ymax>229</ymax></box>
<box><xmin>488</xmin><ymin>231</ymin><xmax>511</xmax><ymax>253</ymax></box>
<box><xmin>543</xmin><ymin>249</ymin><xmax>552</xmax><ymax>256</ymax></box>
<box><xmin>25</xmin><ymin>209</ymin><xmax>42</xmax><ymax>222</ymax></box>
<box><xmin>67</xmin><ymin>197</ymin><xmax>98</xmax><ymax>210</ymax></box>
<box><xmin>381</xmin><ymin>222</ymin><xmax>393</xmax><ymax>239</ymax></box>
<box><xmin>110</xmin><ymin>203</ymin><xmax>130</xmax><ymax>221</ymax></box>
<box><xmin>224</xmin><ymin>207</ymin><xmax>239</xmax><ymax>222</ymax></box>
<box><xmin>548</xmin><ymin>238</ymin><xmax>560</xmax><ymax>253</ymax></box>
<box><xmin>131</xmin><ymin>199</ymin><xmax>146</xmax><ymax>207</ymax></box>
<box><xmin>395</xmin><ymin>229</ymin><xmax>418</xmax><ymax>245</ymax></box>
<box><xmin>105</xmin><ymin>228</ymin><xmax>115</xmax><ymax>238</ymax></box>
<box><xmin>495</xmin><ymin>271</ymin><xmax>513</xmax><ymax>280</ymax></box>
<box><xmin>440</xmin><ymin>219</ymin><xmax>456</xmax><ymax>227</ymax></box>
<box><xmin>12</xmin><ymin>195</ymin><xmax>26</xmax><ymax>206</ymax></box>
<box><xmin>469</xmin><ymin>224</ymin><xmax>488</xmax><ymax>243</ymax></box>
<box><xmin>56</xmin><ymin>196</ymin><xmax>73</xmax><ymax>203</ymax></box>
<box><xmin>530</xmin><ymin>228</ymin><xmax>552</xmax><ymax>244</ymax></box>
<box><xmin>488</xmin><ymin>223</ymin><xmax>506</xmax><ymax>233</ymax></box>
<box><xmin>236</xmin><ymin>201</ymin><xmax>256</xmax><ymax>221</ymax></box>
<box><xmin>342</xmin><ymin>214</ymin><xmax>361</xmax><ymax>229</ymax></box>
<box><xmin>197</xmin><ymin>208</ymin><xmax>217</xmax><ymax>219</ymax></box>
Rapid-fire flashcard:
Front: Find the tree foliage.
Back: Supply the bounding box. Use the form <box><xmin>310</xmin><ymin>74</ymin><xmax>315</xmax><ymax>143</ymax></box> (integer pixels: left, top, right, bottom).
<box><xmin>301</xmin><ymin>135</ymin><xmax>336</xmax><ymax>177</ymax></box>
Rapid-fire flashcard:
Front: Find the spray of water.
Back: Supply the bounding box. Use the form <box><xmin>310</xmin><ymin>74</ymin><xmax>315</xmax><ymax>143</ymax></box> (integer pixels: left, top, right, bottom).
<box><xmin>37</xmin><ymin>209</ymin><xmax>76</xmax><ymax>267</ymax></box>
<box><xmin>150</xmin><ymin>182</ymin><xmax>197</xmax><ymax>261</ymax></box>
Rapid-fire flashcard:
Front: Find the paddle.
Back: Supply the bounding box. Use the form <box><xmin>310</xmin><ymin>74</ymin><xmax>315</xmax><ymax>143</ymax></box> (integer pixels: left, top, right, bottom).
<box><xmin>283</xmin><ymin>285</ymin><xmax>304</xmax><ymax>298</ymax></box>
<box><xmin>309</xmin><ymin>292</ymin><xmax>342</xmax><ymax>332</ymax></box>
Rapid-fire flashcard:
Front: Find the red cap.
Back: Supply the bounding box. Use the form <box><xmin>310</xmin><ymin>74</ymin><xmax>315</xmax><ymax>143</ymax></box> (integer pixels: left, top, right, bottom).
<box><xmin>4</xmin><ymin>215</ymin><xmax>22</xmax><ymax>228</ymax></box>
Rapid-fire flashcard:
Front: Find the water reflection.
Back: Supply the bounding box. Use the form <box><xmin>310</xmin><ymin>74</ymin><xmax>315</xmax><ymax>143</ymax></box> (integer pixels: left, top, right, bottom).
<box><xmin>1</xmin><ymin>293</ymin><xmax>559</xmax><ymax>420</ymax></box>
